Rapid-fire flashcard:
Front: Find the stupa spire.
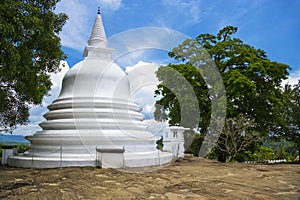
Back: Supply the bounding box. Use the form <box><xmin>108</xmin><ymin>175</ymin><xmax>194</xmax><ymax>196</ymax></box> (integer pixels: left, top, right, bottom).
<box><xmin>83</xmin><ymin>7</ymin><xmax>112</xmax><ymax>58</ymax></box>
<box><xmin>87</xmin><ymin>7</ymin><xmax>107</xmax><ymax>47</ymax></box>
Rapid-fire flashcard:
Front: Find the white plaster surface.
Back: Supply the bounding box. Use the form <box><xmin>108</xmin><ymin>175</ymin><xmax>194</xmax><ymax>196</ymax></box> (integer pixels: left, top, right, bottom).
<box><xmin>163</xmin><ymin>126</ymin><xmax>189</xmax><ymax>158</ymax></box>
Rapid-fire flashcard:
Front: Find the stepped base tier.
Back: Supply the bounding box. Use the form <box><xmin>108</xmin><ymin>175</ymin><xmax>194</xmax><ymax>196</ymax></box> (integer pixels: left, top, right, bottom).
<box><xmin>8</xmin><ymin>10</ymin><xmax>173</xmax><ymax>168</ymax></box>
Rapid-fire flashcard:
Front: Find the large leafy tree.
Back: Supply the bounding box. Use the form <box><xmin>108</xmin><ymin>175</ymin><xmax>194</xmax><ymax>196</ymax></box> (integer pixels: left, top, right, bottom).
<box><xmin>282</xmin><ymin>81</ymin><xmax>300</xmax><ymax>160</ymax></box>
<box><xmin>155</xmin><ymin>26</ymin><xmax>290</xmax><ymax>158</ymax></box>
<box><xmin>0</xmin><ymin>0</ymin><xmax>67</xmax><ymax>132</ymax></box>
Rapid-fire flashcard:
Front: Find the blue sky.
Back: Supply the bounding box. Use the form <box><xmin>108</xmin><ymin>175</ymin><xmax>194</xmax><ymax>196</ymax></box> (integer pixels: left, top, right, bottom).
<box><xmin>57</xmin><ymin>0</ymin><xmax>299</xmax><ymax>72</ymax></box>
<box><xmin>10</xmin><ymin>0</ymin><xmax>300</xmax><ymax>135</ymax></box>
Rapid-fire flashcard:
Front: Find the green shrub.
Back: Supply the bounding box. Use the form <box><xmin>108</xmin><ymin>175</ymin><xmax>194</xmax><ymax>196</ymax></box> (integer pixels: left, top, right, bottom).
<box><xmin>156</xmin><ymin>137</ymin><xmax>163</xmax><ymax>150</ymax></box>
<box><xmin>184</xmin><ymin>134</ymin><xmax>204</xmax><ymax>156</ymax></box>
<box><xmin>17</xmin><ymin>144</ymin><xmax>30</xmax><ymax>153</ymax></box>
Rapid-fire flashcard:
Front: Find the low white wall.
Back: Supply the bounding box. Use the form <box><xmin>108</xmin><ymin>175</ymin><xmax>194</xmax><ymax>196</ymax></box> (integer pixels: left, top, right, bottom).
<box><xmin>2</xmin><ymin>149</ymin><xmax>14</xmax><ymax>165</ymax></box>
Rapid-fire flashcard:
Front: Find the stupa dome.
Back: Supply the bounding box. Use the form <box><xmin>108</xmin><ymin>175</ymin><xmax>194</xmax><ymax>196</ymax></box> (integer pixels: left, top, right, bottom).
<box><xmin>59</xmin><ymin>12</ymin><xmax>130</xmax><ymax>100</ymax></box>
<box><xmin>58</xmin><ymin>58</ymin><xmax>130</xmax><ymax>99</ymax></box>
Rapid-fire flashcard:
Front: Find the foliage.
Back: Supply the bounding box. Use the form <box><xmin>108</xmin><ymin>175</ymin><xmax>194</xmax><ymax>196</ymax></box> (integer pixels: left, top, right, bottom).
<box><xmin>206</xmin><ymin>137</ymin><xmax>298</xmax><ymax>162</ymax></box>
<box><xmin>184</xmin><ymin>133</ymin><xmax>204</xmax><ymax>156</ymax></box>
<box><xmin>155</xmin><ymin>64</ymin><xmax>204</xmax><ymax>130</ymax></box>
<box><xmin>156</xmin><ymin>137</ymin><xmax>163</xmax><ymax>150</ymax></box>
<box><xmin>236</xmin><ymin>137</ymin><xmax>298</xmax><ymax>162</ymax></box>
<box><xmin>0</xmin><ymin>0</ymin><xmax>68</xmax><ymax>132</ymax></box>
<box><xmin>281</xmin><ymin>81</ymin><xmax>300</xmax><ymax>161</ymax></box>
<box><xmin>244</xmin><ymin>146</ymin><xmax>275</xmax><ymax>161</ymax></box>
<box><xmin>155</xmin><ymin>26</ymin><xmax>291</xmax><ymax>161</ymax></box>
<box><xmin>264</xmin><ymin>138</ymin><xmax>298</xmax><ymax>158</ymax></box>
<box><xmin>17</xmin><ymin>144</ymin><xmax>30</xmax><ymax>153</ymax></box>
<box><xmin>245</xmin><ymin>147</ymin><xmax>297</xmax><ymax>162</ymax></box>
<box><xmin>155</xmin><ymin>26</ymin><xmax>290</xmax><ymax>136</ymax></box>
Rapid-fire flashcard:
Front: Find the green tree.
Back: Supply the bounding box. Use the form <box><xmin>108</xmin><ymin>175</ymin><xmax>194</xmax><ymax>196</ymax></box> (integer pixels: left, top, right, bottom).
<box><xmin>0</xmin><ymin>0</ymin><xmax>67</xmax><ymax>132</ymax></box>
<box><xmin>282</xmin><ymin>81</ymin><xmax>300</xmax><ymax>161</ymax></box>
<box><xmin>155</xmin><ymin>26</ymin><xmax>290</xmax><ymax>159</ymax></box>
<box><xmin>184</xmin><ymin>133</ymin><xmax>204</xmax><ymax>156</ymax></box>
<box><xmin>155</xmin><ymin>64</ymin><xmax>209</xmax><ymax>131</ymax></box>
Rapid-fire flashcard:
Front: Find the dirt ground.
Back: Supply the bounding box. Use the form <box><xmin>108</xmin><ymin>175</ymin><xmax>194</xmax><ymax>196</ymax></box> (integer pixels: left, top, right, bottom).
<box><xmin>0</xmin><ymin>157</ymin><xmax>299</xmax><ymax>200</ymax></box>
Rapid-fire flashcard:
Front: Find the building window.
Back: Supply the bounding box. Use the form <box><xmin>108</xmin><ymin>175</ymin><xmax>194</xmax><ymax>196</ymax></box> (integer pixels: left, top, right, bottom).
<box><xmin>173</xmin><ymin>131</ymin><xmax>177</xmax><ymax>138</ymax></box>
<box><xmin>165</xmin><ymin>133</ymin><xmax>168</xmax><ymax>138</ymax></box>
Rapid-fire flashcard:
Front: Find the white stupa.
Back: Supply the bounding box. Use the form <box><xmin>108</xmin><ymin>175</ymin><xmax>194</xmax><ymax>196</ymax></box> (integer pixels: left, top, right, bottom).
<box><xmin>8</xmin><ymin>9</ymin><xmax>173</xmax><ymax>168</ymax></box>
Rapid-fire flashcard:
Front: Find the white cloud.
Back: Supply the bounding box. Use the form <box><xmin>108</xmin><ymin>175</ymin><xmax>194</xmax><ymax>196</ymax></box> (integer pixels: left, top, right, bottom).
<box><xmin>100</xmin><ymin>0</ymin><xmax>123</xmax><ymax>11</ymax></box>
<box><xmin>109</xmin><ymin>27</ymin><xmax>189</xmax><ymax>68</ymax></box>
<box><xmin>126</xmin><ymin>61</ymin><xmax>162</xmax><ymax>118</ymax></box>
<box><xmin>12</xmin><ymin>124</ymin><xmax>43</xmax><ymax>136</ymax></box>
<box><xmin>55</xmin><ymin>1</ymin><xmax>91</xmax><ymax>50</ymax></box>
<box><xmin>144</xmin><ymin>119</ymin><xmax>168</xmax><ymax>136</ymax></box>
<box><xmin>160</xmin><ymin>0</ymin><xmax>203</xmax><ymax>26</ymax></box>
<box><xmin>144</xmin><ymin>104</ymin><xmax>155</xmax><ymax>114</ymax></box>
<box><xmin>126</xmin><ymin>61</ymin><xmax>160</xmax><ymax>95</ymax></box>
<box><xmin>115</xmin><ymin>50</ymin><xmax>149</xmax><ymax>68</ymax></box>
<box><xmin>282</xmin><ymin>69</ymin><xmax>300</xmax><ymax>87</ymax></box>
<box><xmin>126</xmin><ymin>61</ymin><xmax>160</xmax><ymax>87</ymax></box>
<box><xmin>189</xmin><ymin>6</ymin><xmax>200</xmax><ymax>23</ymax></box>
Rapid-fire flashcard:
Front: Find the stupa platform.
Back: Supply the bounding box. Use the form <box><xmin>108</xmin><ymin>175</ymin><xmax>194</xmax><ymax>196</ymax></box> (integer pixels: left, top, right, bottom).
<box><xmin>8</xmin><ymin>151</ymin><xmax>173</xmax><ymax>169</ymax></box>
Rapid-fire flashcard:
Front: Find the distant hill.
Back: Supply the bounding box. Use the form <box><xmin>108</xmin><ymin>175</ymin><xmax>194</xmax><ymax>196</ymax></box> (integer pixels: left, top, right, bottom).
<box><xmin>0</xmin><ymin>135</ymin><xmax>29</xmax><ymax>144</ymax></box>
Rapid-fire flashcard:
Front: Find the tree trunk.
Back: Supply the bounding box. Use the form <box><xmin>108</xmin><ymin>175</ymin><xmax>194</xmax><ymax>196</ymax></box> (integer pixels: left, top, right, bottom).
<box><xmin>218</xmin><ymin>153</ymin><xmax>226</xmax><ymax>162</ymax></box>
<box><xmin>228</xmin><ymin>155</ymin><xmax>236</xmax><ymax>162</ymax></box>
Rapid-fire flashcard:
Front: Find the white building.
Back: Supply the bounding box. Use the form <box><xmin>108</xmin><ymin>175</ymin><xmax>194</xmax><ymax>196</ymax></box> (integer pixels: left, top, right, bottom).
<box><xmin>8</xmin><ymin>9</ymin><xmax>173</xmax><ymax>168</ymax></box>
<box><xmin>163</xmin><ymin>126</ymin><xmax>189</xmax><ymax>158</ymax></box>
